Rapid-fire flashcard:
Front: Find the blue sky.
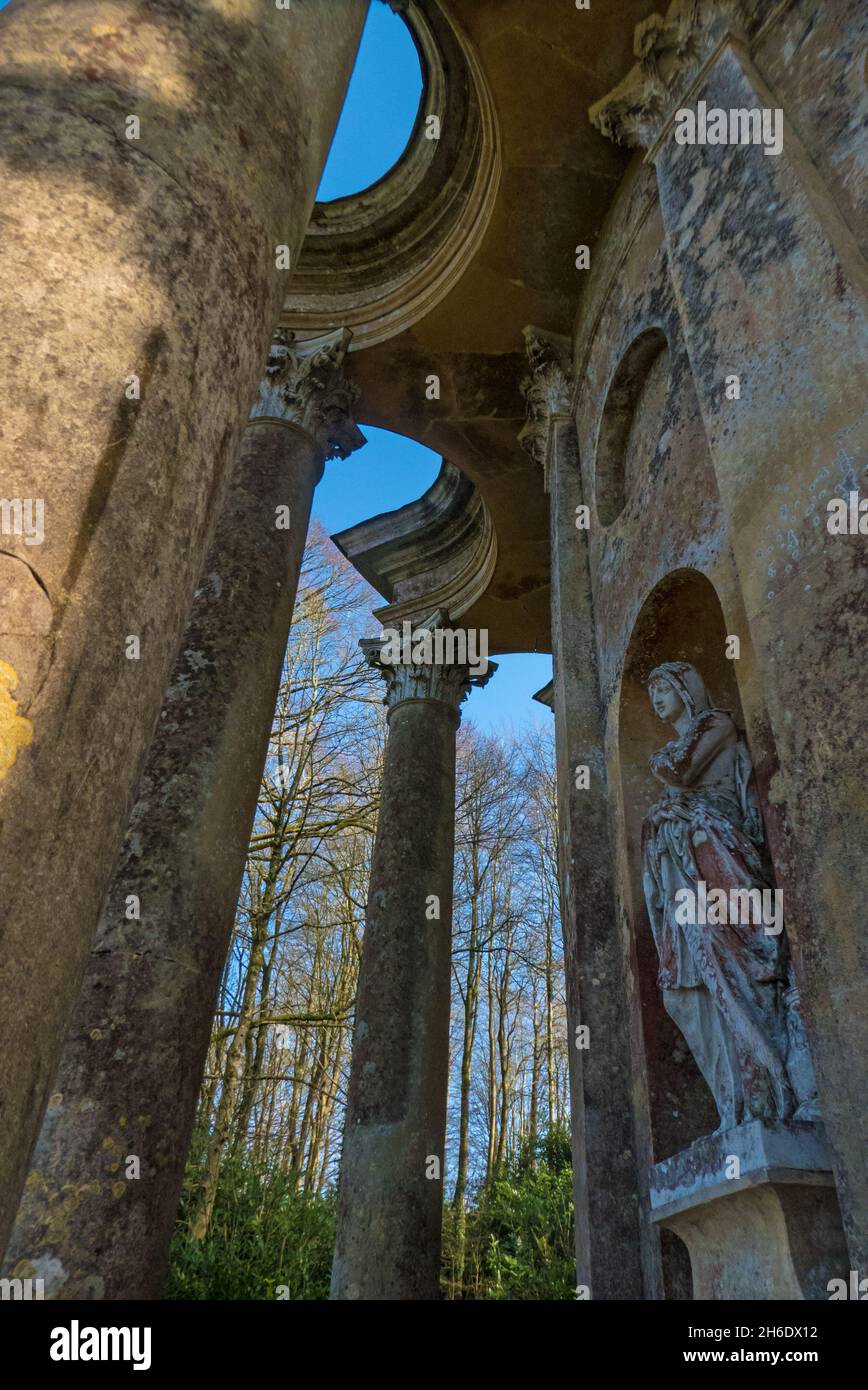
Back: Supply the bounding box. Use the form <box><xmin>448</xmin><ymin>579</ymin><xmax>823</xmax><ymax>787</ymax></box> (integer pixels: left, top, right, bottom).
<box><xmin>316</xmin><ymin>2</ymin><xmax>422</xmax><ymax>203</ymax></box>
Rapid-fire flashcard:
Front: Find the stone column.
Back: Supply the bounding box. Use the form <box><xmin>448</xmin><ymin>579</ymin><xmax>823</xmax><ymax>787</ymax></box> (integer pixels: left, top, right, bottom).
<box><xmin>521</xmin><ymin>332</ymin><xmax>648</xmax><ymax>1298</ymax></box>
<box><xmin>2</xmin><ymin>333</ymin><xmax>365</xmax><ymax>1298</ymax></box>
<box><xmin>591</xmin><ymin>0</ymin><xmax>868</xmax><ymax>1271</ymax></box>
<box><xmin>0</xmin><ymin>0</ymin><xmax>368</xmax><ymax>1250</ymax></box>
<box><xmin>330</xmin><ymin>614</ymin><xmax>493</xmax><ymax>1300</ymax></box>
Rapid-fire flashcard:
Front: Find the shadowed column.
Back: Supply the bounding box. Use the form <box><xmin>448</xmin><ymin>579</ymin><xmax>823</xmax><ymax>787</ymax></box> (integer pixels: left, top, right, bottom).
<box><xmin>0</xmin><ymin>0</ymin><xmax>368</xmax><ymax>1251</ymax></box>
<box><xmin>520</xmin><ymin>330</ymin><xmax>647</xmax><ymax>1298</ymax></box>
<box><xmin>2</xmin><ymin>332</ymin><xmax>365</xmax><ymax>1298</ymax></box>
<box><xmin>331</xmin><ymin>614</ymin><xmax>493</xmax><ymax>1300</ymax></box>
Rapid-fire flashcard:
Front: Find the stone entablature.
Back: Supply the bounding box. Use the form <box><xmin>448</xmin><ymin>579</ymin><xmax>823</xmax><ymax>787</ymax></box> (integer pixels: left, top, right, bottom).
<box><xmin>333</xmin><ymin>461</ymin><xmax>497</xmax><ymax>626</ymax></box>
<box><xmin>249</xmin><ymin>327</ymin><xmax>366</xmax><ymax>462</ymax></box>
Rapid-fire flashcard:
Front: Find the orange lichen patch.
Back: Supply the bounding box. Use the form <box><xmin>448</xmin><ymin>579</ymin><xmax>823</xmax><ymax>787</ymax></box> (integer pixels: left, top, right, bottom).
<box><xmin>0</xmin><ymin>660</ymin><xmax>33</xmax><ymax>779</ymax></box>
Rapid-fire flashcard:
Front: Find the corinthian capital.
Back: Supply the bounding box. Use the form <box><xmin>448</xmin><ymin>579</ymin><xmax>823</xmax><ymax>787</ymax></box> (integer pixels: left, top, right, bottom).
<box><xmin>518</xmin><ymin>326</ymin><xmax>573</xmax><ymax>492</ymax></box>
<box><xmin>250</xmin><ymin>327</ymin><xmax>367</xmax><ymax>460</ymax></box>
<box><xmin>361</xmin><ymin>610</ymin><xmax>495</xmax><ymax>719</ymax></box>
<box><xmin>589</xmin><ymin>0</ymin><xmax>761</xmax><ymax>151</ymax></box>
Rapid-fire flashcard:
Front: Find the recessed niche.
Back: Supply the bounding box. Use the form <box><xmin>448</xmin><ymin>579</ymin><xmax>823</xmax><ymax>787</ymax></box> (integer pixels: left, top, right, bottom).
<box><xmin>619</xmin><ymin>568</ymin><xmax>747</xmax><ymax>1162</ymax></box>
<box><xmin>595</xmin><ymin>328</ymin><xmax>670</xmax><ymax>527</ymax></box>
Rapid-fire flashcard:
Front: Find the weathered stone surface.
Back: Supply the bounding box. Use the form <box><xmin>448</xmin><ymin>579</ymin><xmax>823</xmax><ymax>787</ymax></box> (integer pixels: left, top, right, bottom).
<box><xmin>333</xmin><ymin>463</ymin><xmax>497</xmax><ymax>628</ymax></box>
<box><xmin>0</xmin><ymin>0</ymin><xmax>367</xmax><ymax>1253</ymax></box>
<box><xmin>2</xmin><ymin>332</ymin><xmax>363</xmax><ymax>1298</ymax></box>
<box><xmin>0</xmin><ymin>0</ymin><xmax>863</xmax><ymax>1308</ymax></box>
<box><xmin>4</xmin><ymin>421</ymin><xmax>323</xmax><ymax>1299</ymax></box>
<box><xmin>570</xmin><ymin>0</ymin><xmax>867</xmax><ymax>1294</ymax></box>
<box><xmin>651</xmin><ymin>1121</ymin><xmax>849</xmax><ymax>1300</ymax></box>
<box><xmin>297</xmin><ymin>0</ymin><xmax>658</xmax><ymax>659</ymax></box>
<box><xmin>642</xmin><ymin>660</ymin><xmax>819</xmax><ymax>1129</ymax></box>
<box><xmin>649</xmin><ymin>34</ymin><xmax>868</xmax><ymax>1272</ymax></box>
<box><xmin>518</xmin><ymin>327</ymin><xmax>572</xmax><ymax>492</ymax></box>
<box><xmin>547</xmin><ymin>419</ymin><xmax>648</xmax><ymax>1299</ymax></box>
<box><xmin>331</xmin><ymin>625</ymin><xmax>492</xmax><ymax>1300</ymax></box>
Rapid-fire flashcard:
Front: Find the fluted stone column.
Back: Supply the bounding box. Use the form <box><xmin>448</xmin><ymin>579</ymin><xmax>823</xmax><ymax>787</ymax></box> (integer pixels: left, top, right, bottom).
<box><xmin>2</xmin><ymin>332</ymin><xmax>365</xmax><ymax>1298</ymax></box>
<box><xmin>0</xmin><ymin>0</ymin><xmax>368</xmax><ymax>1251</ymax></box>
<box><xmin>331</xmin><ymin>615</ymin><xmax>493</xmax><ymax>1301</ymax></box>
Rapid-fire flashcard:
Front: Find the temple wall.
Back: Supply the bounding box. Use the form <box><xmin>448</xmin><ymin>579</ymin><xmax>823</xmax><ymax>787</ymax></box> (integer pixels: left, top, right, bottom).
<box><xmin>571</xmin><ymin>172</ymin><xmax>763</xmax><ymax>1294</ymax></box>
<box><xmin>562</xmin><ymin>0</ymin><xmax>868</xmax><ymax>1286</ymax></box>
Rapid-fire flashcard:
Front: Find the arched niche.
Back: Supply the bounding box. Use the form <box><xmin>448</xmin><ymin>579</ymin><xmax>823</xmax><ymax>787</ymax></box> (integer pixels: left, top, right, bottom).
<box><xmin>595</xmin><ymin>327</ymin><xmax>669</xmax><ymax>527</ymax></box>
<box><xmin>618</xmin><ymin>568</ymin><xmax>748</xmax><ymax>1162</ymax></box>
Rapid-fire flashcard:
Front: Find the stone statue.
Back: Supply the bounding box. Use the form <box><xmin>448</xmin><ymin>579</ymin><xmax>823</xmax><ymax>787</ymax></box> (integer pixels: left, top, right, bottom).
<box><xmin>641</xmin><ymin>661</ymin><xmax>820</xmax><ymax>1130</ymax></box>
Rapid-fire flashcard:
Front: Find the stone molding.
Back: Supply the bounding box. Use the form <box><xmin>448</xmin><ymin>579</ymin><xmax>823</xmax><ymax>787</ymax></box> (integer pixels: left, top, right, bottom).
<box><xmin>361</xmin><ymin>609</ymin><xmax>495</xmax><ymax>717</ymax></box>
<box><xmin>650</xmin><ymin>1119</ymin><xmax>835</xmax><ymax>1222</ymax></box>
<box><xmin>518</xmin><ymin>326</ymin><xmax>573</xmax><ymax>492</ymax></box>
<box><xmin>532</xmin><ymin>679</ymin><xmax>555</xmax><ymax>713</ymax></box>
<box><xmin>332</xmin><ymin>461</ymin><xmax>497</xmax><ymax>626</ymax></box>
<box><xmin>249</xmin><ymin>327</ymin><xmax>366</xmax><ymax>461</ymax></box>
<box><xmin>588</xmin><ymin>0</ymin><xmax>767</xmax><ymax>152</ymax></box>
<box><xmin>280</xmin><ymin>0</ymin><xmax>500</xmax><ymax>349</ymax></box>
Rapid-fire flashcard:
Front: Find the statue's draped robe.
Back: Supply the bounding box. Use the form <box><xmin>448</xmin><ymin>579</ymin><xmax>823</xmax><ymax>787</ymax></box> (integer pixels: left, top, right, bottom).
<box><xmin>641</xmin><ymin>664</ymin><xmax>793</xmax><ymax>1127</ymax></box>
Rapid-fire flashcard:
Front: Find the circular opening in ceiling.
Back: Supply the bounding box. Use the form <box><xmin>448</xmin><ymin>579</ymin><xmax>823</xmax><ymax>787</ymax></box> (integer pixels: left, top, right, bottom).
<box><xmin>595</xmin><ymin>328</ymin><xmax>670</xmax><ymax>527</ymax></box>
<box><xmin>316</xmin><ymin>2</ymin><xmax>424</xmax><ymax>203</ymax></box>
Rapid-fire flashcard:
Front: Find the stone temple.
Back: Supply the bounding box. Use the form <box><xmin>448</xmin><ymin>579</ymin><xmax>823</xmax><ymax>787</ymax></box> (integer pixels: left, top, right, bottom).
<box><xmin>0</xmin><ymin>0</ymin><xmax>865</xmax><ymax>1302</ymax></box>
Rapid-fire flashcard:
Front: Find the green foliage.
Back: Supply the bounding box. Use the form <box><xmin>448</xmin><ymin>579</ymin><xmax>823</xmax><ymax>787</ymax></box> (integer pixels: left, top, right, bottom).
<box><xmin>164</xmin><ymin>1146</ymin><xmax>336</xmax><ymax>1301</ymax></box>
<box><xmin>444</xmin><ymin>1125</ymin><xmax>575</xmax><ymax>1301</ymax></box>
<box><xmin>166</xmin><ymin>1126</ymin><xmax>574</xmax><ymax>1301</ymax></box>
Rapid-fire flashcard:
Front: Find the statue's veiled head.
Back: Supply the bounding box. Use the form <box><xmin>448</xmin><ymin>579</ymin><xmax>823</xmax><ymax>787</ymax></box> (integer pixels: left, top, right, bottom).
<box><xmin>647</xmin><ymin>661</ymin><xmax>712</xmax><ymax>727</ymax></box>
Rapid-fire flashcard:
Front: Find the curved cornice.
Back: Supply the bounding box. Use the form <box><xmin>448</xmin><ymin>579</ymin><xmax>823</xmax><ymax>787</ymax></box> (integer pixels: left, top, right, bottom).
<box><xmin>331</xmin><ymin>460</ymin><xmax>498</xmax><ymax>625</ymax></box>
<box><xmin>279</xmin><ymin>0</ymin><xmax>501</xmax><ymax>350</ymax></box>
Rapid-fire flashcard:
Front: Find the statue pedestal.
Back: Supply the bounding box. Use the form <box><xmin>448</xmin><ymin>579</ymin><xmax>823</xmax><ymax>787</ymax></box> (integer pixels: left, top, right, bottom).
<box><xmin>650</xmin><ymin>1121</ymin><xmax>848</xmax><ymax>1300</ymax></box>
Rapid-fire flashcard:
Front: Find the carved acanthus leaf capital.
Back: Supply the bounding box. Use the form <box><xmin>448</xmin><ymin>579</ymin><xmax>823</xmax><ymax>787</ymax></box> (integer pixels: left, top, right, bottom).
<box><xmin>518</xmin><ymin>326</ymin><xmax>573</xmax><ymax>492</ymax></box>
<box><xmin>361</xmin><ymin>609</ymin><xmax>495</xmax><ymax>718</ymax></box>
<box><xmin>589</xmin><ymin>0</ymin><xmax>761</xmax><ymax>151</ymax></box>
<box><xmin>250</xmin><ymin>327</ymin><xmax>367</xmax><ymax>460</ymax></box>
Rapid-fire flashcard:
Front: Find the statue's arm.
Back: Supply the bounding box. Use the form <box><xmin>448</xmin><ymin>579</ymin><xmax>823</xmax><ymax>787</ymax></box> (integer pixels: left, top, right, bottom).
<box><xmin>651</xmin><ymin>713</ymin><xmax>733</xmax><ymax>787</ymax></box>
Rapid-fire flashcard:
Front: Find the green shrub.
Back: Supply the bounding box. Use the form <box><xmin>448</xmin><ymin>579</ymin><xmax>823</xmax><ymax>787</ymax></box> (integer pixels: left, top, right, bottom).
<box><xmin>444</xmin><ymin>1125</ymin><xmax>575</xmax><ymax>1301</ymax></box>
<box><xmin>164</xmin><ymin>1152</ymin><xmax>336</xmax><ymax>1301</ymax></box>
<box><xmin>166</xmin><ymin>1126</ymin><xmax>574</xmax><ymax>1301</ymax></box>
